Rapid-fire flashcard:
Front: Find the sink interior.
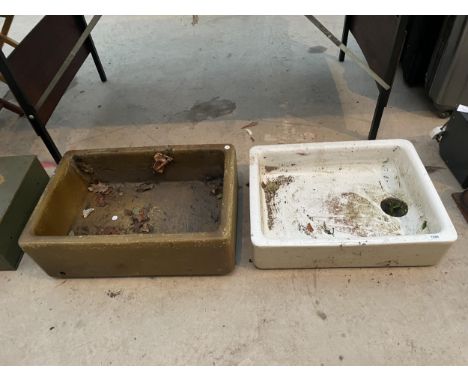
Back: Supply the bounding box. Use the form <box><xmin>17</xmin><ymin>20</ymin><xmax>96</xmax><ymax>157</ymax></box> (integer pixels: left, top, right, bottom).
<box><xmin>256</xmin><ymin>143</ymin><xmax>441</xmax><ymax>241</ymax></box>
<box><xmin>34</xmin><ymin>148</ymin><xmax>225</xmax><ymax>236</ymax></box>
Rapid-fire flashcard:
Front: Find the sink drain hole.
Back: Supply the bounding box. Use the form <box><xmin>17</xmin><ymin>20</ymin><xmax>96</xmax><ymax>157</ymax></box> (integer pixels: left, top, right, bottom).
<box><xmin>381</xmin><ymin>197</ymin><xmax>408</xmax><ymax>217</ymax></box>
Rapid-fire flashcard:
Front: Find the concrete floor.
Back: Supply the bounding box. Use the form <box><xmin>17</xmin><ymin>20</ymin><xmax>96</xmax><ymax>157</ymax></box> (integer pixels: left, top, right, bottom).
<box><xmin>0</xmin><ymin>16</ymin><xmax>467</xmax><ymax>365</ymax></box>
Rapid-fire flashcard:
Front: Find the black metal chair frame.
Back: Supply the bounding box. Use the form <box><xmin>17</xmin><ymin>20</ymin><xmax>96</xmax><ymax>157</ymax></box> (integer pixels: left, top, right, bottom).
<box><xmin>0</xmin><ymin>15</ymin><xmax>106</xmax><ymax>163</ymax></box>
<box><xmin>1</xmin><ymin>16</ymin><xmax>408</xmax><ymax>163</ymax></box>
<box><xmin>337</xmin><ymin>15</ymin><xmax>409</xmax><ymax>139</ymax></box>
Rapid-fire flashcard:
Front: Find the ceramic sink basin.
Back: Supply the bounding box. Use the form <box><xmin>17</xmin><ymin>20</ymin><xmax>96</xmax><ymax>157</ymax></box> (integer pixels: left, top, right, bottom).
<box><xmin>249</xmin><ymin>139</ymin><xmax>457</xmax><ymax>268</ymax></box>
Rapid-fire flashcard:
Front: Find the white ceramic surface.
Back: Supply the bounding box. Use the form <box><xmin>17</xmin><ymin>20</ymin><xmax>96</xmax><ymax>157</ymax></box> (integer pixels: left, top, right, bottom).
<box><xmin>249</xmin><ymin>139</ymin><xmax>457</xmax><ymax>268</ymax></box>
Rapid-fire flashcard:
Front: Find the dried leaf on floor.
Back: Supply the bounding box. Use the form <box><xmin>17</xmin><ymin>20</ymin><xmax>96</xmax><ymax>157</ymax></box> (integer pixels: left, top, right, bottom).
<box><xmin>106</xmin><ymin>289</ymin><xmax>121</xmax><ymax>298</ymax></box>
<box><xmin>244</xmin><ymin>128</ymin><xmax>255</xmax><ymax>142</ymax></box>
<box><xmin>241</xmin><ymin>121</ymin><xmax>258</xmax><ymax>129</ymax></box>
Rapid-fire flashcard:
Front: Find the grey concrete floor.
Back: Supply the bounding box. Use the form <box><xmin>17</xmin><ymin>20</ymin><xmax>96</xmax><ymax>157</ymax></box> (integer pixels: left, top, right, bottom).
<box><xmin>0</xmin><ymin>16</ymin><xmax>467</xmax><ymax>365</ymax></box>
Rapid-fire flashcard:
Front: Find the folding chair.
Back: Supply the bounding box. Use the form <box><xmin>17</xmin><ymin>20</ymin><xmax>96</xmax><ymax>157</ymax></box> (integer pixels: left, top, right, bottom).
<box><xmin>0</xmin><ymin>15</ymin><xmax>106</xmax><ymax>163</ymax></box>
<box><xmin>0</xmin><ymin>15</ymin><xmax>24</xmax><ymax>115</ymax></box>
<box><xmin>339</xmin><ymin>16</ymin><xmax>409</xmax><ymax>139</ymax></box>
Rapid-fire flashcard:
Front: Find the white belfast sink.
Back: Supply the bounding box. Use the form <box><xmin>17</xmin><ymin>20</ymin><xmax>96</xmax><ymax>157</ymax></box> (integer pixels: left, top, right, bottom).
<box><xmin>249</xmin><ymin>139</ymin><xmax>457</xmax><ymax>268</ymax></box>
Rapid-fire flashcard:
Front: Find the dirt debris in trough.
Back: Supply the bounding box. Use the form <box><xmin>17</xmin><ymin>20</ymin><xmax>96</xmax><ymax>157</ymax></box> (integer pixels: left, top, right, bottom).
<box><xmin>124</xmin><ymin>205</ymin><xmax>153</xmax><ymax>233</ymax></box>
<box><xmin>87</xmin><ymin>181</ymin><xmax>114</xmax><ymax>208</ymax></box>
<box><xmin>69</xmin><ymin>152</ymin><xmax>222</xmax><ymax>236</ymax></box>
<box><xmin>205</xmin><ymin>175</ymin><xmax>224</xmax><ymax>200</ymax></box>
<box><xmin>74</xmin><ymin>157</ymin><xmax>94</xmax><ymax>175</ymax></box>
<box><xmin>88</xmin><ymin>182</ymin><xmax>112</xmax><ymax>194</ymax></box>
<box><xmin>70</xmin><ymin>178</ymin><xmax>222</xmax><ymax>236</ymax></box>
<box><xmin>82</xmin><ymin>208</ymin><xmax>95</xmax><ymax>219</ymax></box>
<box><xmin>95</xmin><ymin>193</ymin><xmax>107</xmax><ymax>207</ymax></box>
<box><xmin>152</xmin><ymin>152</ymin><xmax>173</xmax><ymax>174</ymax></box>
<box><xmin>135</xmin><ymin>182</ymin><xmax>154</xmax><ymax>192</ymax></box>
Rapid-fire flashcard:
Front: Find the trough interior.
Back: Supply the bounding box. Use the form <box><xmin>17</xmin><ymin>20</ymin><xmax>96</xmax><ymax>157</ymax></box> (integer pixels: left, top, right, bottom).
<box><xmin>34</xmin><ymin>149</ymin><xmax>225</xmax><ymax>236</ymax></box>
<box><xmin>257</xmin><ymin>144</ymin><xmax>442</xmax><ymax>240</ymax></box>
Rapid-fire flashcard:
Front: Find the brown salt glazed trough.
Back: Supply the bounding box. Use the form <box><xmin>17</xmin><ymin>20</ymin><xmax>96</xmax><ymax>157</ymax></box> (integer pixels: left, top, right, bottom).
<box><xmin>19</xmin><ymin>145</ymin><xmax>237</xmax><ymax>278</ymax></box>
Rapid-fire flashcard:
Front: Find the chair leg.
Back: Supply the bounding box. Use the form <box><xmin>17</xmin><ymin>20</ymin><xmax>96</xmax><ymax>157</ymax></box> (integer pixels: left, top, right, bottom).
<box><xmin>76</xmin><ymin>16</ymin><xmax>107</xmax><ymax>82</ymax></box>
<box><xmin>339</xmin><ymin>16</ymin><xmax>351</xmax><ymax>62</ymax></box>
<box><xmin>88</xmin><ymin>37</ymin><xmax>107</xmax><ymax>82</ymax></box>
<box><xmin>30</xmin><ymin>118</ymin><xmax>62</xmax><ymax>163</ymax></box>
<box><xmin>368</xmin><ymin>91</ymin><xmax>390</xmax><ymax>140</ymax></box>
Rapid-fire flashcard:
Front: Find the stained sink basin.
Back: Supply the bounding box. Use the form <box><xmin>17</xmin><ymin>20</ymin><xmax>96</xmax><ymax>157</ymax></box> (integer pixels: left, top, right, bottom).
<box><xmin>249</xmin><ymin>139</ymin><xmax>457</xmax><ymax>268</ymax></box>
<box><xmin>20</xmin><ymin>145</ymin><xmax>237</xmax><ymax>278</ymax></box>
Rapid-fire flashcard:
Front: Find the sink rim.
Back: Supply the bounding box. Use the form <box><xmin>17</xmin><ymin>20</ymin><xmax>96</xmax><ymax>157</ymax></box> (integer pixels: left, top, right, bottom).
<box><xmin>20</xmin><ymin>144</ymin><xmax>236</xmax><ymax>247</ymax></box>
<box><xmin>249</xmin><ymin>139</ymin><xmax>458</xmax><ymax>248</ymax></box>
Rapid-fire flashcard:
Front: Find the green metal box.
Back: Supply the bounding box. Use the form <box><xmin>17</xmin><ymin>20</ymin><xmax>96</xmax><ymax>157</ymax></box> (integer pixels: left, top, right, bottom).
<box><xmin>0</xmin><ymin>155</ymin><xmax>49</xmax><ymax>270</ymax></box>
